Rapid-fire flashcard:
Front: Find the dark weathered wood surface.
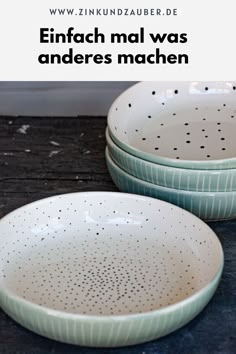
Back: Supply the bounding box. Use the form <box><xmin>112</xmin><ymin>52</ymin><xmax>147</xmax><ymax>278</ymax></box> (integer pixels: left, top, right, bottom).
<box><xmin>0</xmin><ymin>117</ymin><xmax>235</xmax><ymax>354</ymax></box>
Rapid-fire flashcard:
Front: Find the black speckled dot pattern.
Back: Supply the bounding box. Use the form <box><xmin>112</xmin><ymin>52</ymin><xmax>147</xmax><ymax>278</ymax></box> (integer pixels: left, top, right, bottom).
<box><xmin>110</xmin><ymin>83</ymin><xmax>236</xmax><ymax>162</ymax></box>
<box><xmin>0</xmin><ymin>193</ymin><xmax>221</xmax><ymax>316</ymax></box>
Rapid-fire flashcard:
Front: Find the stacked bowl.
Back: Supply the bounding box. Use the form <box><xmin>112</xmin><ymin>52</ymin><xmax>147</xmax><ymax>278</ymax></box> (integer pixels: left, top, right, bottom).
<box><xmin>106</xmin><ymin>82</ymin><xmax>236</xmax><ymax>221</ymax></box>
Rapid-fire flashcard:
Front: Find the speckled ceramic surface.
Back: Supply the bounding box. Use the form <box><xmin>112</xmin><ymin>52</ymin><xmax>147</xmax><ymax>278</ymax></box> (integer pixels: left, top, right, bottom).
<box><xmin>106</xmin><ymin>149</ymin><xmax>236</xmax><ymax>221</ymax></box>
<box><xmin>106</xmin><ymin>128</ymin><xmax>236</xmax><ymax>192</ymax></box>
<box><xmin>0</xmin><ymin>192</ymin><xmax>223</xmax><ymax>347</ymax></box>
<box><xmin>108</xmin><ymin>82</ymin><xmax>236</xmax><ymax>170</ymax></box>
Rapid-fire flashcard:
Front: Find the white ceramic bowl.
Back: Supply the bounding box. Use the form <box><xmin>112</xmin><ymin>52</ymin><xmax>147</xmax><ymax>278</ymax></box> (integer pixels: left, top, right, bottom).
<box><xmin>106</xmin><ymin>128</ymin><xmax>236</xmax><ymax>192</ymax></box>
<box><xmin>0</xmin><ymin>192</ymin><xmax>223</xmax><ymax>347</ymax></box>
<box><xmin>108</xmin><ymin>82</ymin><xmax>236</xmax><ymax>170</ymax></box>
<box><xmin>106</xmin><ymin>148</ymin><xmax>236</xmax><ymax>221</ymax></box>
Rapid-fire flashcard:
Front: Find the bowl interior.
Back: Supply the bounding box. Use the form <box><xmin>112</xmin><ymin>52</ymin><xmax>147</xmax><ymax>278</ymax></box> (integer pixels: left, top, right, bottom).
<box><xmin>0</xmin><ymin>193</ymin><xmax>222</xmax><ymax>316</ymax></box>
<box><xmin>108</xmin><ymin>82</ymin><xmax>236</xmax><ymax>163</ymax></box>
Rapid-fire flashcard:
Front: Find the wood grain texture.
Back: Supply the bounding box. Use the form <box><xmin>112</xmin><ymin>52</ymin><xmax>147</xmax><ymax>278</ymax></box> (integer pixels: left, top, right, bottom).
<box><xmin>0</xmin><ymin>116</ymin><xmax>235</xmax><ymax>354</ymax></box>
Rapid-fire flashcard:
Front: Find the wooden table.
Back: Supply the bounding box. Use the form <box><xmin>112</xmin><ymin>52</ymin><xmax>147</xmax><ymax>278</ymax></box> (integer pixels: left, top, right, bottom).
<box><xmin>0</xmin><ymin>116</ymin><xmax>235</xmax><ymax>354</ymax></box>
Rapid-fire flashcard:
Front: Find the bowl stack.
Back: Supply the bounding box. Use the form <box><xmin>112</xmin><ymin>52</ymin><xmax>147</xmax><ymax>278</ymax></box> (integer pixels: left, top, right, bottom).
<box><xmin>106</xmin><ymin>82</ymin><xmax>236</xmax><ymax>221</ymax></box>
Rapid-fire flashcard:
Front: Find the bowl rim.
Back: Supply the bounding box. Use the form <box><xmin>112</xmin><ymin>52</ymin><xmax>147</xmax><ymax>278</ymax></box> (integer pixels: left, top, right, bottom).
<box><xmin>106</xmin><ymin>148</ymin><xmax>236</xmax><ymax>197</ymax></box>
<box><xmin>106</xmin><ymin>127</ymin><xmax>236</xmax><ymax>175</ymax></box>
<box><xmin>0</xmin><ymin>191</ymin><xmax>224</xmax><ymax>321</ymax></box>
<box><xmin>107</xmin><ymin>81</ymin><xmax>236</xmax><ymax>170</ymax></box>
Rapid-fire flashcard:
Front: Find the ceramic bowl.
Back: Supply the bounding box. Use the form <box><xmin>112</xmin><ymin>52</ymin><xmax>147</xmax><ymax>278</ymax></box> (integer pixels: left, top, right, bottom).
<box><xmin>106</xmin><ymin>149</ymin><xmax>236</xmax><ymax>221</ymax></box>
<box><xmin>0</xmin><ymin>192</ymin><xmax>223</xmax><ymax>347</ymax></box>
<box><xmin>108</xmin><ymin>81</ymin><xmax>236</xmax><ymax>170</ymax></box>
<box><xmin>106</xmin><ymin>128</ymin><xmax>236</xmax><ymax>192</ymax></box>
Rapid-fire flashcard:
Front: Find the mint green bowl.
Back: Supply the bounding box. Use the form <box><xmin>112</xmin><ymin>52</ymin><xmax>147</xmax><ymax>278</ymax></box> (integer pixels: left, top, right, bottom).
<box><xmin>0</xmin><ymin>192</ymin><xmax>223</xmax><ymax>347</ymax></box>
<box><xmin>106</xmin><ymin>129</ymin><xmax>236</xmax><ymax>192</ymax></box>
<box><xmin>107</xmin><ymin>82</ymin><xmax>236</xmax><ymax>170</ymax></box>
<box><xmin>106</xmin><ymin>148</ymin><xmax>236</xmax><ymax>221</ymax></box>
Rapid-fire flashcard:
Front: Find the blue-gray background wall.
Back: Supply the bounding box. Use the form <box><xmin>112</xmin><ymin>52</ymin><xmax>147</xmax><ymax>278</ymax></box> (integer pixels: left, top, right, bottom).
<box><xmin>0</xmin><ymin>82</ymin><xmax>135</xmax><ymax>116</ymax></box>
